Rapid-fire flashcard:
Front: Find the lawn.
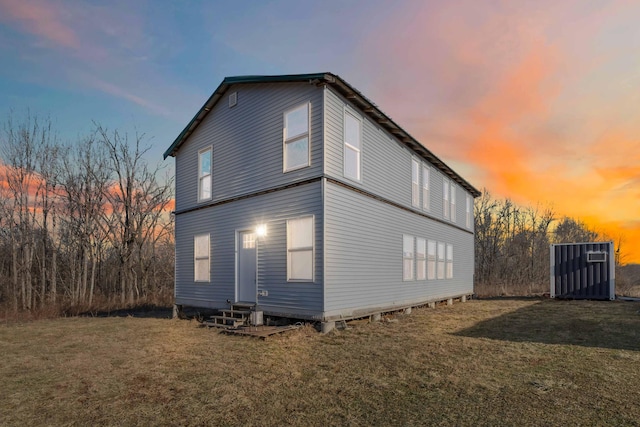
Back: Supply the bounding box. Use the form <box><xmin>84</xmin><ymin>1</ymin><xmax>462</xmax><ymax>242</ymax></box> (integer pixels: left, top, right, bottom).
<box><xmin>1</xmin><ymin>299</ymin><xmax>639</xmax><ymax>426</ymax></box>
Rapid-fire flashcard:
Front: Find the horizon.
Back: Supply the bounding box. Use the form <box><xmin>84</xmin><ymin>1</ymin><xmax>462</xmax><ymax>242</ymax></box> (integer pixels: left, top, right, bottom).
<box><xmin>1</xmin><ymin>0</ymin><xmax>638</xmax><ymax>263</ymax></box>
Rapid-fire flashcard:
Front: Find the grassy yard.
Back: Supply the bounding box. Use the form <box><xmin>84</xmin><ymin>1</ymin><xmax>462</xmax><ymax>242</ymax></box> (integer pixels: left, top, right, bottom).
<box><xmin>1</xmin><ymin>299</ymin><xmax>639</xmax><ymax>426</ymax></box>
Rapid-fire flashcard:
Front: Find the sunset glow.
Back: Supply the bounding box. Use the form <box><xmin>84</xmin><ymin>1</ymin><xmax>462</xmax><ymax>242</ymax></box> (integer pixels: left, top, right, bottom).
<box><xmin>0</xmin><ymin>0</ymin><xmax>638</xmax><ymax>262</ymax></box>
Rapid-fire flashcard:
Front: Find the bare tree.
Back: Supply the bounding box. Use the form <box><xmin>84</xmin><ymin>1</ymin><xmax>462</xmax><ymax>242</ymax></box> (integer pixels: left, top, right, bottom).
<box><xmin>57</xmin><ymin>135</ymin><xmax>110</xmax><ymax>306</ymax></box>
<box><xmin>474</xmin><ymin>189</ymin><xmax>555</xmax><ymax>295</ymax></box>
<box><xmin>96</xmin><ymin>125</ymin><xmax>174</xmax><ymax>305</ymax></box>
<box><xmin>552</xmin><ymin>217</ymin><xmax>598</xmax><ymax>243</ymax></box>
<box><xmin>0</xmin><ymin>114</ymin><xmax>177</xmax><ymax>314</ymax></box>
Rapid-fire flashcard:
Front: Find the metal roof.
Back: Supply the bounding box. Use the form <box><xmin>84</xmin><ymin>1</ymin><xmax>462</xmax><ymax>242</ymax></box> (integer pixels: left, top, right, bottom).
<box><xmin>163</xmin><ymin>72</ymin><xmax>481</xmax><ymax>197</ymax></box>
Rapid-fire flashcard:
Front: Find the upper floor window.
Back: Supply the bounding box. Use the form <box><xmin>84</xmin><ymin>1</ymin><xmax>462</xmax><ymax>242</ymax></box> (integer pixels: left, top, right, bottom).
<box><xmin>344</xmin><ymin>111</ymin><xmax>361</xmax><ymax>181</ymax></box>
<box><xmin>450</xmin><ymin>183</ymin><xmax>457</xmax><ymax>222</ymax></box>
<box><xmin>284</xmin><ymin>103</ymin><xmax>310</xmax><ymax>172</ymax></box>
<box><xmin>287</xmin><ymin>216</ymin><xmax>314</xmax><ymax>281</ymax></box>
<box><xmin>411</xmin><ymin>159</ymin><xmax>420</xmax><ymax>207</ymax></box>
<box><xmin>194</xmin><ymin>233</ymin><xmax>210</xmax><ymax>282</ymax></box>
<box><xmin>443</xmin><ymin>178</ymin><xmax>456</xmax><ymax>222</ymax></box>
<box><xmin>198</xmin><ymin>147</ymin><xmax>212</xmax><ymax>202</ymax></box>
<box><xmin>443</xmin><ymin>178</ymin><xmax>450</xmax><ymax>219</ymax></box>
<box><xmin>466</xmin><ymin>195</ymin><xmax>473</xmax><ymax>228</ymax></box>
<box><xmin>422</xmin><ymin>165</ymin><xmax>430</xmax><ymax>211</ymax></box>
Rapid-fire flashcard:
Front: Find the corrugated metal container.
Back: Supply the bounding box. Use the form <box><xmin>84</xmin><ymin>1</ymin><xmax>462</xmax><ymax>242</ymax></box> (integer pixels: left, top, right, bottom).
<box><xmin>550</xmin><ymin>241</ymin><xmax>615</xmax><ymax>300</ymax></box>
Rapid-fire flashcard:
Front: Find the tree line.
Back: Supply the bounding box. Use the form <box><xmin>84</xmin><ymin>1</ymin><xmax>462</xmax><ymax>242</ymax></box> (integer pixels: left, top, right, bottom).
<box><xmin>1</xmin><ymin>114</ymin><xmax>634</xmax><ymax>314</ymax></box>
<box><xmin>0</xmin><ymin>114</ymin><xmax>174</xmax><ymax>313</ymax></box>
<box><xmin>473</xmin><ymin>189</ymin><xmax>630</xmax><ymax>296</ymax></box>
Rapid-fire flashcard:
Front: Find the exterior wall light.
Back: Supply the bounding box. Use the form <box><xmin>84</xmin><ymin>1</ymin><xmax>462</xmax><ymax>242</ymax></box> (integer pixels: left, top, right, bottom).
<box><xmin>256</xmin><ymin>224</ymin><xmax>267</xmax><ymax>238</ymax></box>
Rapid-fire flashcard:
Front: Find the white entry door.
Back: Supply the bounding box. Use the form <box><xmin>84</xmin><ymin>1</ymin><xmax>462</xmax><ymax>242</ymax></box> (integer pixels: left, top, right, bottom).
<box><xmin>237</xmin><ymin>231</ymin><xmax>257</xmax><ymax>303</ymax></box>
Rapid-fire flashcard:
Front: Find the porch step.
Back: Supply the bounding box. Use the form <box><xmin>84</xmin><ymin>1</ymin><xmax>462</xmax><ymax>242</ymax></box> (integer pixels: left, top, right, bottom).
<box><xmin>202</xmin><ymin>302</ymin><xmax>257</xmax><ymax>329</ymax></box>
<box><xmin>207</xmin><ymin>315</ymin><xmax>247</xmax><ymax>328</ymax></box>
<box><xmin>220</xmin><ymin>309</ymin><xmax>252</xmax><ymax>319</ymax></box>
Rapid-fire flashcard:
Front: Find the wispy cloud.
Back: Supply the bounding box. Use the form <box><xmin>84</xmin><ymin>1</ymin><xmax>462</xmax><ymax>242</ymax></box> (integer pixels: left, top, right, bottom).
<box><xmin>0</xmin><ymin>0</ymin><xmax>79</xmax><ymax>49</ymax></box>
<box><xmin>79</xmin><ymin>74</ymin><xmax>174</xmax><ymax>118</ymax></box>
<box><xmin>0</xmin><ymin>0</ymin><xmax>170</xmax><ymax>117</ymax></box>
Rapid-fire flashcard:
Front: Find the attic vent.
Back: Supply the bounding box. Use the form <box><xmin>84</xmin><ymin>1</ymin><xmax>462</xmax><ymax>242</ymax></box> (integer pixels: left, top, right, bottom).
<box><xmin>229</xmin><ymin>92</ymin><xmax>237</xmax><ymax>108</ymax></box>
<box><xmin>587</xmin><ymin>251</ymin><xmax>607</xmax><ymax>262</ymax></box>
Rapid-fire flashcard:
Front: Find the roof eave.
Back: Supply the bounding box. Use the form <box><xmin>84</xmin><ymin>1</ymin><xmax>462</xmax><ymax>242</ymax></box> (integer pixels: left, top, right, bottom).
<box><xmin>163</xmin><ymin>73</ymin><xmax>333</xmax><ymax>159</ymax></box>
<box><xmin>326</xmin><ymin>77</ymin><xmax>481</xmax><ymax>197</ymax></box>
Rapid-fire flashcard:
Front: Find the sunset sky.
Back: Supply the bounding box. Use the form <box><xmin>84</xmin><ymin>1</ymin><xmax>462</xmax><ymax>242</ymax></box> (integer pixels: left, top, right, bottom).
<box><xmin>0</xmin><ymin>0</ymin><xmax>638</xmax><ymax>263</ymax></box>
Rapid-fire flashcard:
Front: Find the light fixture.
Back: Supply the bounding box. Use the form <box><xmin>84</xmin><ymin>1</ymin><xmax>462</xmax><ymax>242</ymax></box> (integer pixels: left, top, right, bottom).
<box><xmin>255</xmin><ymin>224</ymin><xmax>267</xmax><ymax>238</ymax></box>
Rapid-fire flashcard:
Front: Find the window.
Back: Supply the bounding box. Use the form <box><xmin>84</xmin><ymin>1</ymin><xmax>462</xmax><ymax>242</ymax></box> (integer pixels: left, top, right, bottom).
<box><xmin>437</xmin><ymin>242</ymin><xmax>445</xmax><ymax>279</ymax></box>
<box><xmin>446</xmin><ymin>244</ymin><xmax>453</xmax><ymax>278</ymax></box>
<box><xmin>287</xmin><ymin>216</ymin><xmax>314</xmax><ymax>281</ymax></box>
<box><xmin>284</xmin><ymin>103</ymin><xmax>310</xmax><ymax>171</ymax></box>
<box><xmin>242</xmin><ymin>233</ymin><xmax>255</xmax><ymax>249</ymax></box>
<box><xmin>443</xmin><ymin>178</ymin><xmax>456</xmax><ymax>222</ymax></box>
<box><xmin>587</xmin><ymin>252</ymin><xmax>607</xmax><ymax>262</ymax></box>
<box><xmin>198</xmin><ymin>147</ymin><xmax>212</xmax><ymax>202</ymax></box>
<box><xmin>466</xmin><ymin>195</ymin><xmax>472</xmax><ymax>228</ymax></box>
<box><xmin>416</xmin><ymin>238</ymin><xmax>426</xmax><ymax>280</ymax></box>
<box><xmin>403</xmin><ymin>235</ymin><xmax>414</xmax><ymax>280</ymax></box>
<box><xmin>422</xmin><ymin>165</ymin><xmax>430</xmax><ymax>211</ymax></box>
<box><xmin>443</xmin><ymin>178</ymin><xmax>450</xmax><ymax>219</ymax></box>
<box><xmin>411</xmin><ymin>159</ymin><xmax>420</xmax><ymax>207</ymax></box>
<box><xmin>427</xmin><ymin>240</ymin><xmax>436</xmax><ymax>280</ymax></box>
<box><xmin>194</xmin><ymin>234</ymin><xmax>210</xmax><ymax>282</ymax></box>
<box><xmin>344</xmin><ymin>111</ymin><xmax>362</xmax><ymax>180</ymax></box>
<box><xmin>451</xmin><ymin>184</ymin><xmax>457</xmax><ymax>222</ymax></box>
<box><xmin>228</xmin><ymin>91</ymin><xmax>237</xmax><ymax>108</ymax></box>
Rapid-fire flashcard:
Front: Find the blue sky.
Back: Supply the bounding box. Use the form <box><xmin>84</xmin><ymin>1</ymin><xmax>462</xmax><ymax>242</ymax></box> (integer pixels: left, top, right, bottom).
<box><xmin>0</xmin><ymin>0</ymin><xmax>382</xmax><ymax>163</ymax></box>
<box><xmin>1</xmin><ymin>0</ymin><xmax>640</xmax><ymax>261</ymax></box>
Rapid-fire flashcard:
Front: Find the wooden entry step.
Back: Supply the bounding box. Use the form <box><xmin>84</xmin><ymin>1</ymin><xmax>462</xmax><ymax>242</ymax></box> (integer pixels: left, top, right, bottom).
<box><xmin>219</xmin><ymin>309</ymin><xmax>251</xmax><ymax>319</ymax></box>
<box><xmin>204</xmin><ymin>315</ymin><xmax>246</xmax><ymax>328</ymax></box>
<box><xmin>201</xmin><ymin>302</ymin><xmax>256</xmax><ymax>329</ymax></box>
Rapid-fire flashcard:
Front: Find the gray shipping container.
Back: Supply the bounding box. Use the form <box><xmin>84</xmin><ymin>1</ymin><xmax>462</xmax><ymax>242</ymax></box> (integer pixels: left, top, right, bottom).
<box><xmin>550</xmin><ymin>241</ymin><xmax>615</xmax><ymax>300</ymax></box>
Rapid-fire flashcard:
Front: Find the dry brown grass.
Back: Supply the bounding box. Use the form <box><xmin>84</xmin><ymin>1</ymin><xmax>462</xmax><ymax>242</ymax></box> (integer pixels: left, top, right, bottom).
<box><xmin>2</xmin><ymin>299</ymin><xmax>640</xmax><ymax>426</ymax></box>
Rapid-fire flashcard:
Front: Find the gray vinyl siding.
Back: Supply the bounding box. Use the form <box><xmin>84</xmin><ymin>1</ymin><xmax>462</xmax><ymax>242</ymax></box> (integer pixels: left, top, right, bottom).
<box><xmin>174</xmin><ymin>82</ymin><xmax>323</xmax><ymax>212</ymax></box>
<box><xmin>175</xmin><ymin>181</ymin><xmax>323</xmax><ymax>316</ymax></box>
<box><xmin>324</xmin><ymin>87</ymin><xmax>475</xmax><ymax>229</ymax></box>
<box><xmin>324</xmin><ymin>181</ymin><xmax>473</xmax><ymax>317</ymax></box>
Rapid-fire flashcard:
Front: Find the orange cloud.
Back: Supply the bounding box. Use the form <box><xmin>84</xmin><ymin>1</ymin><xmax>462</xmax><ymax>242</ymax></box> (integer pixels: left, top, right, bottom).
<box><xmin>359</xmin><ymin>1</ymin><xmax>640</xmax><ymax>263</ymax></box>
<box><xmin>0</xmin><ymin>0</ymin><xmax>79</xmax><ymax>49</ymax></box>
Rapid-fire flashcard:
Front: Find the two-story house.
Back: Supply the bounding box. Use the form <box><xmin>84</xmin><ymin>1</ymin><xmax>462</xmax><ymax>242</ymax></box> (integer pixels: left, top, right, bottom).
<box><xmin>164</xmin><ymin>73</ymin><xmax>480</xmax><ymax>331</ymax></box>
